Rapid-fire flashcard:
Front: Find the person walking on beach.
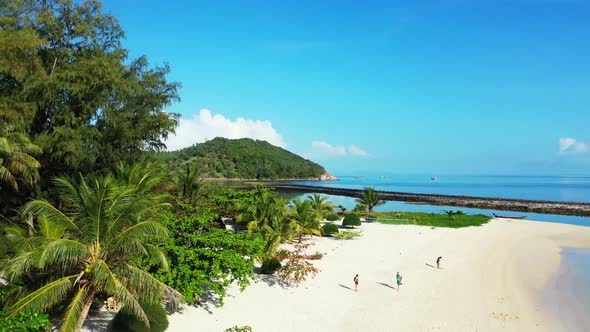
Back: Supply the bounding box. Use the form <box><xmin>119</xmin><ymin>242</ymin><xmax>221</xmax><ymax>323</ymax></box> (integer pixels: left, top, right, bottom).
<box><xmin>396</xmin><ymin>272</ymin><xmax>402</xmax><ymax>291</ymax></box>
<box><xmin>353</xmin><ymin>274</ymin><xmax>359</xmax><ymax>291</ymax></box>
<box><xmin>436</xmin><ymin>256</ymin><xmax>442</xmax><ymax>269</ymax></box>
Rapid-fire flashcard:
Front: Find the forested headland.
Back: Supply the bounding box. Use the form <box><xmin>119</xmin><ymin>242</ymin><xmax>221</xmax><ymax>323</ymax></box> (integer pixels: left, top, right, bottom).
<box><xmin>157</xmin><ymin>137</ymin><xmax>329</xmax><ymax>180</ymax></box>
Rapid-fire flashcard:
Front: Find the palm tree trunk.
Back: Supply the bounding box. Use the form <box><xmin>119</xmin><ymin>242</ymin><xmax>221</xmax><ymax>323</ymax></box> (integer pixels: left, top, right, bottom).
<box><xmin>74</xmin><ymin>287</ymin><xmax>97</xmax><ymax>332</ymax></box>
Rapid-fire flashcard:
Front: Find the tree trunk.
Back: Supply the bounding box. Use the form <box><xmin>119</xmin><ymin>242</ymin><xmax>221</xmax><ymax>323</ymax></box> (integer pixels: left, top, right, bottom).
<box><xmin>73</xmin><ymin>287</ymin><xmax>97</xmax><ymax>332</ymax></box>
<box><xmin>27</xmin><ymin>212</ymin><xmax>34</xmax><ymax>236</ymax></box>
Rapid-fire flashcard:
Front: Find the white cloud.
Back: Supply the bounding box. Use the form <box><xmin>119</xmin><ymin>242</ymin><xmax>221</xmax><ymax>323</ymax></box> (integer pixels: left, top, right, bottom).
<box><xmin>311</xmin><ymin>141</ymin><xmax>347</xmax><ymax>156</ymax></box>
<box><xmin>308</xmin><ymin>141</ymin><xmax>369</xmax><ymax>158</ymax></box>
<box><xmin>348</xmin><ymin>145</ymin><xmax>368</xmax><ymax>156</ymax></box>
<box><xmin>559</xmin><ymin>137</ymin><xmax>589</xmax><ymax>154</ymax></box>
<box><xmin>165</xmin><ymin>109</ymin><xmax>286</xmax><ymax>151</ymax></box>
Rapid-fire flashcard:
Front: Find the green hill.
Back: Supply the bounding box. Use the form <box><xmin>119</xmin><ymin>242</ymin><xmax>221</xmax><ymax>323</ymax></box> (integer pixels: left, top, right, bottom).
<box><xmin>158</xmin><ymin>137</ymin><xmax>331</xmax><ymax>180</ymax></box>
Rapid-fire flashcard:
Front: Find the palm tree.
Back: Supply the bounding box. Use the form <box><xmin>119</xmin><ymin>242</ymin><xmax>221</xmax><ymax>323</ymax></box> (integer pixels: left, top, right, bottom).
<box><xmin>356</xmin><ymin>186</ymin><xmax>384</xmax><ymax>216</ymax></box>
<box><xmin>306</xmin><ymin>193</ymin><xmax>334</xmax><ymax>220</ymax></box>
<box><xmin>176</xmin><ymin>164</ymin><xmax>202</xmax><ymax>203</ymax></box>
<box><xmin>239</xmin><ymin>187</ymin><xmax>287</xmax><ymax>242</ymax></box>
<box><xmin>290</xmin><ymin>199</ymin><xmax>321</xmax><ymax>242</ymax></box>
<box><xmin>0</xmin><ymin>129</ymin><xmax>41</xmax><ymax>191</ymax></box>
<box><xmin>264</xmin><ymin>217</ymin><xmax>298</xmax><ymax>257</ymax></box>
<box><xmin>1</xmin><ymin>165</ymin><xmax>180</xmax><ymax>332</ymax></box>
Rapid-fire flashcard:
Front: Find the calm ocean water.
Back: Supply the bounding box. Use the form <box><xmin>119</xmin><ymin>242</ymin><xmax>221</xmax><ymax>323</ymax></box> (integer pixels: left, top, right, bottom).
<box><xmin>293</xmin><ymin>174</ymin><xmax>590</xmax><ymax>202</ymax></box>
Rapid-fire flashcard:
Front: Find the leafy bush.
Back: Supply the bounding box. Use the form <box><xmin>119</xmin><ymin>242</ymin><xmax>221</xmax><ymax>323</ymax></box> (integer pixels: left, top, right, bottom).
<box><xmin>322</xmin><ymin>223</ymin><xmax>339</xmax><ymax>236</ymax></box>
<box><xmin>342</xmin><ymin>213</ymin><xmax>361</xmax><ymax>227</ymax></box>
<box><xmin>112</xmin><ymin>301</ymin><xmax>169</xmax><ymax>332</ymax></box>
<box><xmin>260</xmin><ymin>258</ymin><xmax>282</xmax><ymax>274</ymax></box>
<box><xmin>0</xmin><ymin>310</ymin><xmax>51</xmax><ymax>332</ymax></box>
<box><xmin>276</xmin><ymin>243</ymin><xmax>320</xmax><ymax>286</ymax></box>
<box><xmin>225</xmin><ymin>326</ymin><xmax>253</xmax><ymax>332</ymax></box>
<box><xmin>334</xmin><ymin>230</ymin><xmax>363</xmax><ymax>240</ymax></box>
<box><xmin>325</xmin><ymin>214</ymin><xmax>340</xmax><ymax>221</ymax></box>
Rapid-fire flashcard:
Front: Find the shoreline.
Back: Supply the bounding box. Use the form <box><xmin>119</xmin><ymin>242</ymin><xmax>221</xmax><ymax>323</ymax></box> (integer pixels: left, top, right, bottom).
<box><xmin>167</xmin><ymin>218</ymin><xmax>590</xmax><ymax>331</ymax></box>
<box><xmin>268</xmin><ymin>184</ymin><xmax>590</xmax><ymax>216</ymax></box>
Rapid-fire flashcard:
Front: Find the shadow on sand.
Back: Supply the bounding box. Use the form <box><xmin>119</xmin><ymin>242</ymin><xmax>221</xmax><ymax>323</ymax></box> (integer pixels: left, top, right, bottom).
<box><xmin>425</xmin><ymin>263</ymin><xmax>436</xmax><ymax>269</ymax></box>
<box><xmin>376</xmin><ymin>282</ymin><xmax>395</xmax><ymax>290</ymax></box>
<box><xmin>338</xmin><ymin>283</ymin><xmax>354</xmax><ymax>291</ymax></box>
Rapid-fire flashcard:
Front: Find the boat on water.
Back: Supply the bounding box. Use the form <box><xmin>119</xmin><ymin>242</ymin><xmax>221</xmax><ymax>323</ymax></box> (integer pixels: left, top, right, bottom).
<box><xmin>493</xmin><ymin>213</ymin><xmax>527</xmax><ymax>219</ymax></box>
<box><xmin>431</xmin><ymin>176</ymin><xmax>439</xmax><ymax>181</ymax></box>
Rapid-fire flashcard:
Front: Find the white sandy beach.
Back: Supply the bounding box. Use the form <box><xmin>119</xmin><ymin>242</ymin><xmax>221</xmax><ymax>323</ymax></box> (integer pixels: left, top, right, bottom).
<box><xmin>167</xmin><ymin>219</ymin><xmax>590</xmax><ymax>332</ymax></box>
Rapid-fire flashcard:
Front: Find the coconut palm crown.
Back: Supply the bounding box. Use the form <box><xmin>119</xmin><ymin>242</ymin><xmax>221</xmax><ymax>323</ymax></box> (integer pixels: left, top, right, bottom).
<box><xmin>355</xmin><ymin>186</ymin><xmax>385</xmax><ymax>215</ymax></box>
<box><xmin>306</xmin><ymin>193</ymin><xmax>334</xmax><ymax>220</ymax></box>
<box><xmin>290</xmin><ymin>199</ymin><xmax>322</xmax><ymax>242</ymax></box>
<box><xmin>1</xmin><ymin>164</ymin><xmax>180</xmax><ymax>332</ymax></box>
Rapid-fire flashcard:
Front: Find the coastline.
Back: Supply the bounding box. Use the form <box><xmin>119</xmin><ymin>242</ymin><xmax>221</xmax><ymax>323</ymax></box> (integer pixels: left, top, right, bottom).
<box><xmin>167</xmin><ymin>219</ymin><xmax>590</xmax><ymax>332</ymax></box>
<box><xmin>269</xmin><ymin>184</ymin><xmax>590</xmax><ymax>216</ymax></box>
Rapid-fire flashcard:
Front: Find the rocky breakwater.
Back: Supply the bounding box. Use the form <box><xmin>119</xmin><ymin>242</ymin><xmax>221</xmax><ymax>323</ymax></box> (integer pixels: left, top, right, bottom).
<box><xmin>316</xmin><ymin>172</ymin><xmax>337</xmax><ymax>181</ymax></box>
<box><xmin>269</xmin><ymin>184</ymin><xmax>590</xmax><ymax>217</ymax></box>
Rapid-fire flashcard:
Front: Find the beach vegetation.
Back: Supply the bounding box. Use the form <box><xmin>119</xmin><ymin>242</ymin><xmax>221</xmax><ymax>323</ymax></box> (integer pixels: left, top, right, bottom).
<box><xmin>355</xmin><ymin>187</ymin><xmax>385</xmax><ymax>215</ymax></box>
<box><xmin>0</xmin><ymin>310</ymin><xmax>51</xmax><ymax>332</ymax></box>
<box><xmin>306</xmin><ymin>193</ymin><xmax>334</xmax><ymax>219</ymax></box>
<box><xmin>142</xmin><ymin>203</ymin><xmax>264</xmax><ymax>305</ymax></box>
<box><xmin>260</xmin><ymin>258</ymin><xmax>282</xmax><ymax>275</ymax></box>
<box><xmin>322</xmin><ymin>223</ymin><xmax>340</xmax><ymax>236</ymax></box>
<box><xmin>353</xmin><ymin>203</ymin><xmax>368</xmax><ymax>213</ymax></box>
<box><xmin>372</xmin><ymin>212</ymin><xmax>491</xmax><ymax>228</ymax></box>
<box><xmin>225</xmin><ymin>326</ymin><xmax>253</xmax><ymax>332</ymax></box>
<box><xmin>290</xmin><ymin>199</ymin><xmax>322</xmax><ymax>242</ymax></box>
<box><xmin>325</xmin><ymin>214</ymin><xmax>341</xmax><ymax>222</ymax></box>
<box><xmin>342</xmin><ymin>213</ymin><xmax>362</xmax><ymax>228</ymax></box>
<box><xmin>276</xmin><ymin>243</ymin><xmax>320</xmax><ymax>286</ymax></box>
<box><xmin>1</xmin><ymin>164</ymin><xmax>179</xmax><ymax>331</ymax></box>
<box><xmin>333</xmin><ymin>230</ymin><xmax>363</xmax><ymax>240</ymax></box>
<box><xmin>112</xmin><ymin>301</ymin><xmax>169</xmax><ymax>332</ymax></box>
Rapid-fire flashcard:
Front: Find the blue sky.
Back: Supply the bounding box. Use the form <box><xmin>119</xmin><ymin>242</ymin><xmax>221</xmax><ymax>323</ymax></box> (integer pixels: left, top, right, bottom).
<box><xmin>101</xmin><ymin>0</ymin><xmax>590</xmax><ymax>175</ymax></box>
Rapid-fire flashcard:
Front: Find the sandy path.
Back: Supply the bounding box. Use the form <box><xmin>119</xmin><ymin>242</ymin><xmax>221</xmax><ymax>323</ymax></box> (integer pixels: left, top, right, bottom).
<box><xmin>167</xmin><ymin>219</ymin><xmax>590</xmax><ymax>332</ymax></box>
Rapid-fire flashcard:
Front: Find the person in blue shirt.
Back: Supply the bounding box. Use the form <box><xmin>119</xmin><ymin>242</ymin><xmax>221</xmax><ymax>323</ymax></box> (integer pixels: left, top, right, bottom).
<box><xmin>396</xmin><ymin>272</ymin><xmax>402</xmax><ymax>290</ymax></box>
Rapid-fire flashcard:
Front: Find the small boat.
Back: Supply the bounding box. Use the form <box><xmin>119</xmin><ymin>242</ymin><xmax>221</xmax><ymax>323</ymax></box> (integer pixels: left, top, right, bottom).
<box><xmin>431</xmin><ymin>177</ymin><xmax>439</xmax><ymax>181</ymax></box>
<box><xmin>493</xmin><ymin>213</ymin><xmax>527</xmax><ymax>219</ymax></box>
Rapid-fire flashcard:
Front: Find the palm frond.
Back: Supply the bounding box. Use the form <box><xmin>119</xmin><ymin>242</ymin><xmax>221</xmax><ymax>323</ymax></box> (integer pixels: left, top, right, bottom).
<box><xmin>59</xmin><ymin>285</ymin><xmax>90</xmax><ymax>332</ymax></box>
<box><xmin>6</xmin><ymin>275</ymin><xmax>77</xmax><ymax>316</ymax></box>
<box><xmin>37</xmin><ymin>239</ymin><xmax>88</xmax><ymax>272</ymax></box>
<box><xmin>22</xmin><ymin>200</ymin><xmax>80</xmax><ymax>233</ymax></box>
<box><xmin>108</xmin><ymin>221</ymin><xmax>169</xmax><ymax>256</ymax></box>
<box><xmin>93</xmin><ymin>260</ymin><xmax>150</xmax><ymax>328</ymax></box>
<box><xmin>0</xmin><ymin>165</ymin><xmax>18</xmax><ymax>190</ymax></box>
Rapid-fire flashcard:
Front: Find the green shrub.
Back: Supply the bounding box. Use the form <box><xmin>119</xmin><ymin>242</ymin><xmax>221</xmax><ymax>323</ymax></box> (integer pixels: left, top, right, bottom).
<box><xmin>112</xmin><ymin>301</ymin><xmax>168</xmax><ymax>332</ymax></box>
<box><xmin>322</xmin><ymin>223</ymin><xmax>339</xmax><ymax>236</ymax></box>
<box><xmin>365</xmin><ymin>215</ymin><xmax>377</xmax><ymax>222</ymax></box>
<box><xmin>325</xmin><ymin>214</ymin><xmax>340</xmax><ymax>221</ymax></box>
<box><xmin>334</xmin><ymin>230</ymin><xmax>363</xmax><ymax>240</ymax></box>
<box><xmin>225</xmin><ymin>326</ymin><xmax>253</xmax><ymax>332</ymax></box>
<box><xmin>0</xmin><ymin>310</ymin><xmax>51</xmax><ymax>332</ymax></box>
<box><xmin>260</xmin><ymin>258</ymin><xmax>282</xmax><ymax>274</ymax></box>
<box><xmin>342</xmin><ymin>213</ymin><xmax>361</xmax><ymax>227</ymax></box>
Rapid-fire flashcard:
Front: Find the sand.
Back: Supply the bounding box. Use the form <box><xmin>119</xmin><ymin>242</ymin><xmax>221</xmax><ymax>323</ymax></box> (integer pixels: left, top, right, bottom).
<box><xmin>167</xmin><ymin>219</ymin><xmax>590</xmax><ymax>332</ymax></box>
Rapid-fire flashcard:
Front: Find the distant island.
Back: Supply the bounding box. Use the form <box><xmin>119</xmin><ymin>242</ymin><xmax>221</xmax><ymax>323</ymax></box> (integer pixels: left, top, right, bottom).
<box><xmin>158</xmin><ymin>137</ymin><xmax>336</xmax><ymax>180</ymax></box>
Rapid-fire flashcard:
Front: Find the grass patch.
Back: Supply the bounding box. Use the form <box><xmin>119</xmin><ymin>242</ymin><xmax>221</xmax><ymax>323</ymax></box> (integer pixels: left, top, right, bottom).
<box><xmin>333</xmin><ymin>230</ymin><xmax>363</xmax><ymax>240</ymax></box>
<box><xmin>371</xmin><ymin>211</ymin><xmax>491</xmax><ymax>228</ymax></box>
